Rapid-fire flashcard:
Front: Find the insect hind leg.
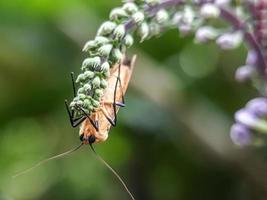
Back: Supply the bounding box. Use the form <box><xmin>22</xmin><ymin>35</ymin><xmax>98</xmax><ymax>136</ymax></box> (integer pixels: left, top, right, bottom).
<box><xmin>109</xmin><ymin>63</ymin><xmax>126</xmax><ymax>127</ymax></box>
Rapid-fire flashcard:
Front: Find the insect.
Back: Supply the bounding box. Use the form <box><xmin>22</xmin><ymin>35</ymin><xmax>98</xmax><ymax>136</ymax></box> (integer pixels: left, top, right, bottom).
<box><xmin>13</xmin><ymin>55</ymin><xmax>136</xmax><ymax>200</ymax></box>
<box><xmin>66</xmin><ymin>55</ymin><xmax>136</xmax><ymax>145</ymax></box>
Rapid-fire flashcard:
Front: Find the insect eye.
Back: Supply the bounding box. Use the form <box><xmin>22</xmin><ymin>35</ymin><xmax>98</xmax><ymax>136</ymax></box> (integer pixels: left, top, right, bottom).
<box><xmin>88</xmin><ymin>135</ymin><xmax>96</xmax><ymax>144</ymax></box>
<box><xmin>79</xmin><ymin>134</ymin><xmax>84</xmax><ymax>141</ymax></box>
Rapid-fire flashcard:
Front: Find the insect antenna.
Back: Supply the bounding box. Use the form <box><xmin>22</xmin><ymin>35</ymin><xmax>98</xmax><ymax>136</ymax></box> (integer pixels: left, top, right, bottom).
<box><xmin>89</xmin><ymin>143</ymin><xmax>135</xmax><ymax>200</ymax></box>
<box><xmin>13</xmin><ymin>143</ymin><xmax>84</xmax><ymax>178</ymax></box>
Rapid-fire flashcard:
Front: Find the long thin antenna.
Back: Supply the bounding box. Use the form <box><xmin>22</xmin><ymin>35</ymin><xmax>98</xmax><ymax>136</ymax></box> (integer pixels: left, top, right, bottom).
<box><xmin>13</xmin><ymin>143</ymin><xmax>84</xmax><ymax>178</ymax></box>
<box><xmin>89</xmin><ymin>144</ymin><xmax>135</xmax><ymax>200</ymax></box>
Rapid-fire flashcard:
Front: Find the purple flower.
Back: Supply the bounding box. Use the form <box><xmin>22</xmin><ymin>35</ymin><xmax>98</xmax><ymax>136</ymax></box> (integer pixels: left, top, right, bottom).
<box><xmin>246</xmin><ymin>98</ymin><xmax>267</xmax><ymax>117</ymax></box>
<box><xmin>235</xmin><ymin>65</ymin><xmax>254</xmax><ymax>82</ymax></box>
<box><xmin>235</xmin><ymin>109</ymin><xmax>259</xmax><ymax>128</ymax></box>
<box><xmin>230</xmin><ymin>123</ymin><xmax>252</xmax><ymax>146</ymax></box>
<box><xmin>246</xmin><ymin>50</ymin><xmax>258</xmax><ymax>66</ymax></box>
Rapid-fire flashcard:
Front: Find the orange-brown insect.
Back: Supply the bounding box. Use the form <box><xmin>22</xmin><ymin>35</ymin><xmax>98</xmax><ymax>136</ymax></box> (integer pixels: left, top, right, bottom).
<box><xmin>14</xmin><ymin>55</ymin><xmax>137</xmax><ymax>200</ymax></box>
<box><xmin>80</xmin><ymin>55</ymin><xmax>136</xmax><ymax>144</ymax></box>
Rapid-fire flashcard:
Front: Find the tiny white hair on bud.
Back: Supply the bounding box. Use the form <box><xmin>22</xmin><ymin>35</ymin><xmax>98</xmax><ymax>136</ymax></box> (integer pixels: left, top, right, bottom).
<box><xmin>98</xmin><ymin>44</ymin><xmax>113</xmax><ymax>56</ymax></box>
<box><xmin>132</xmin><ymin>11</ymin><xmax>145</xmax><ymax>25</ymax></box>
<box><xmin>82</xmin><ymin>57</ymin><xmax>101</xmax><ymax>70</ymax></box>
<box><xmin>112</xmin><ymin>48</ymin><xmax>123</xmax><ymax>62</ymax></box>
<box><xmin>94</xmin><ymin>36</ymin><xmax>110</xmax><ymax>46</ymax></box>
<box><xmin>149</xmin><ymin>23</ymin><xmax>161</xmax><ymax>36</ymax></box>
<box><xmin>183</xmin><ymin>6</ymin><xmax>195</xmax><ymax>25</ymax></box>
<box><xmin>216</xmin><ymin>31</ymin><xmax>243</xmax><ymax>49</ymax></box>
<box><xmin>172</xmin><ymin>12</ymin><xmax>183</xmax><ymax>25</ymax></box>
<box><xmin>114</xmin><ymin>24</ymin><xmax>126</xmax><ymax>40</ymax></box>
<box><xmin>195</xmin><ymin>26</ymin><xmax>218</xmax><ymax>43</ymax></box>
<box><xmin>122</xmin><ymin>2</ymin><xmax>138</xmax><ymax>14</ymax></box>
<box><xmin>138</xmin><ymin>23</ymin><xmax>150</xmax><ymax>42</ymax></box>
<box><xmin>83</xmin><ymin>40</ymin><xmax>96</xmax><ymax>52</ymax></box>
<box><xmin>97</xmin><ymin>21</ymin><xmax>116</xmax><ymax>36</ymax></box>
<box><xmin>123</xmin><ymin>34</ymin><xmax>134</xmax><ymax>47</ymax></box>
<box><xmin>235</xmin><ymin>65</ymin><xmax>254</xmax><ymax>82</ymax></box>
<box><xmin>155</xmin><ymin>9</ymin><xmax>169</xmax><ymax>24</ymax></box>
<box><xmin>109</xmin><ymin>8</ymin><xmax>128</xmax><ymax>20</ymax></box>
<box><xmin>101</xmin><ymin>62</ymin><xmax>110</xmax><ymax>71</ymax></box>
<box><xmin>200</xmin><ymin>4</ymin><xmax>220</xmax><ymax>19</ymax></box>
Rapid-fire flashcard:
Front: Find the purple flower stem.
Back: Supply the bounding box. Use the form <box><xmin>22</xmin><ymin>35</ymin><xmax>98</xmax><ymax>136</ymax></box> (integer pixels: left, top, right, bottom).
<box><xmin>220</xmin><ymin>8</ymin><xmax>267</xmax><ymax>77</ymax></box>
<box><xmin>125</xmin><ymin>0</ymin><xmax>267</xmax><ymax>77</ymax></box>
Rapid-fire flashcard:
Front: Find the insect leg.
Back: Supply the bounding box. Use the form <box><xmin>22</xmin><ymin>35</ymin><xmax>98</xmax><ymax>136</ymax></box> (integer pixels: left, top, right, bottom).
<box><xmin>103</xmin><ymin>101</ymin><xmax>125</xmax><ymax>107</ymax></box>
<box><xmin>71</xmin><ymin>72</ymin><xmax>76</xmax><ymax>98</ymax></box>
<box><xmin>110</xmin><ymin>63</ymin><xmax>125</xmax><ymax>126</ymax></box>
<box><xmin>100</xmin><ymin>107</ymin><xmax>116</xmax><ymax>127</ymax></box>
<box><xmin>65</xmin><ymin>100</ymin><xmax>86</xmax><ymax>127</ymax></box>
<box><xmin>77</xmin><ymin>106</ymin><xmax>99</xmax><ymax>131</ymax></box>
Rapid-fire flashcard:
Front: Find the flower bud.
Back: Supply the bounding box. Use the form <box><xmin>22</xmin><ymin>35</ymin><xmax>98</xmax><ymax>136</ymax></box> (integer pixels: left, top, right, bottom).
<box><xmin>92</xmin><ymin>76</ymin><xmax>101</xmax><ymax>88</ymax></box>
<box><xmin>145</xmin><ymin>0</ymin><xmax>159</xmax><ymax>5</ymax></box>
<box><xmin>123</xmin><ymin>34</ymin><xmax>134</xmax><ymax>47</ymax></box>
<box><xmin>97</xmin><ymin>21</ymin><xmax>116</xmax><ymax>36</ymax></box>
<box><xmin>132</xmin><ymin>12</ymin><xmax>145</xmax><ymax>25</ymax></box>
<box><xmin>98</xmin><ymin>44</ymin><xmax>113</xmax><ymax>56</ymax></box>
<box><xmin>216</xmin><ymin>31</ymin><xmax>243</xmax><ymax>49</ymax></box>
<box><xmin>200</xmin><ymin>4</ymin><xmax>220</xmax><ymax>19</ymax></box>
<box><xmin>95</xmin><ymin>89</ymin><xmax>104</xmax><ymax>97</ymax></box>
<box><xmin>94</xmin><ymin>36</ymin><xmax>110</xmax><ymax>46</ymax></box>
<box><xmin>138</xmin><ymin>23</ymin><xmax>149</xmax><ymax>42</ymax></box>
<box><xmin>91</xmin><ymin>99</ymin><xmax>100</xmax><ymax>108</ymax></box>
<box><xmin>215</xmin><ymin>0</ymin><xmax>230</xmax><ymax>6</ymax></box>
<box><xmin>195</xmin><ymin>26</ymin><xmax>218</xmax><ymax>43</ymax></box>
<box><xmin>101</xmin><ymin>79</ymin><xmax>108</xmax><ymax>89</ymax></box>
<box><xmin>76</xmin><ymin>74</ymin><xmax>85</xmax><ymax>83</ymax></box>
<box><xmin>101</xmin><ymin>62</ymin><xmax>110</xmax><ymax>72</ymax></box>
<box><xmin>114</xmin><ymin>24</ymin><xmax>126</xmax><ymax>40</ymax></box>
<box><xmin>112</xmin><ymin>48</ymin><xmax>123</xmax><ymax>62</ymax></box>
<box><xmin>77</xmin><ymin>87</ymin><xmax>85</xmax><ymax>94</ymax></box>
<box><xmin>70</xmin><ymin>101</ymin><xmax>76</xmax><ymax>108</ymax></box>
<box><xmin>235</xmin><ymin>65</ymin><xmax>254</xmax><ymax>82</ymax></box>
<box><xmin>78</xmin><ymin>93</ymin><xmax>86</xmax><ymax>100</ymax></box>
<box><xmin>84</xmin><ymin>99</ymin><xmax>91</xmax><ymax>108</ymax></box>
<box><xmin>246</xmin><ymin>98</ymin><xmax>267</xmax><ymax>117</ymax></box>
<box><xmin>230</xmin><ymin>123</ymin><xmax>252</xmax><ymax>146</ymax></box>
<box><xmin>110</xmin><ymin>8</ymin><xmax>128</xmax><ymax>20</ymax></box>
<box><xmin>83</xmin><ymin>83</ymin><xmax>92</xmax><ymax>91</ymax></box>
<box><xmin>155</xmin><ymin>9</ymin><xmax>169</xmax><ymax>24</ymax></box>
<box><xmin>183</xmin><ymin>6</ymin><xmax>194</xmax><ymax>25</ymax></box>
<box><xmin>172</xmin><ymin>12</ymin><xmax>183</xmax><ymax>25</ymax></box>
<box><xmin>83</xmin><ymin>71</ymin><xmax>95</xmax><ymax>79</ymax></box>
<box><xmin>235</xmin><ymin>109</ymin><xmax>267</xmax><ymax>133</ymax></box>
<box><xmin>82</xmin><ymin>40</ymin><xmax>96</xmax><ymax>52</ymax></box>
<box><xmin>246</xmin><ymin>50</ymin><xmax>258</xmax><ymax>66</ymax></box>
<box><xmin>122</xmin><ymin>2</ymin><xmax>138</xmax><ymax>14</ymax></box>
<box><xmin>82</xmin><ymin>57</ymin><xmax>101</xmax><ymax>70</ymax></box>
<box><xmin>178</xmin><ymin>24</ymin><xmax>192</xmax><ymax>35</ymax></box>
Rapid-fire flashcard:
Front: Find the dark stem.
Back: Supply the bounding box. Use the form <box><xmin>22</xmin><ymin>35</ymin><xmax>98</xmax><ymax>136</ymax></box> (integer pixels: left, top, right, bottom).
<box><xmin>220</xmin><ymin>7</ymin><xmax>267</xmax><ymax>76</ymax></box>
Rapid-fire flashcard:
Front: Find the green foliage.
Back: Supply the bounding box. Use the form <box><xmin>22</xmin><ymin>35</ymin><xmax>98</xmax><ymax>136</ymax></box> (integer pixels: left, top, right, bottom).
<box><xmin>0</xmin><ymin>0</ymin><xmax>265</xmax><ymax>200</ymax></box>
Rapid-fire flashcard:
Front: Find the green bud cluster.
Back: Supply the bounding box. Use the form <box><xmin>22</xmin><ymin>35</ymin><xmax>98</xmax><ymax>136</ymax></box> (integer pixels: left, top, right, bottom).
<box><xmin>70</xmin><ymin>0</ymin><xmax>242</xmax><ymax>117</ymax></box>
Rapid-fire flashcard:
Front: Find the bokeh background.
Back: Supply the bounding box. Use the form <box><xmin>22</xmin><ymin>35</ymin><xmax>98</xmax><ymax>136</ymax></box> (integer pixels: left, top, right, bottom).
<box><xmin>1</xmin><ymin>1</ymin><xmax>267</xmax><ymax>200</ymax></box>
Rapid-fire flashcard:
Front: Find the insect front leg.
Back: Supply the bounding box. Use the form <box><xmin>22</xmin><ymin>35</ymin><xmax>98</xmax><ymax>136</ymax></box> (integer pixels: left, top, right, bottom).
<box><xmin>65</xmin><ymin>100</ymin><xmax>86</xmax><ymax>127</ymax></box>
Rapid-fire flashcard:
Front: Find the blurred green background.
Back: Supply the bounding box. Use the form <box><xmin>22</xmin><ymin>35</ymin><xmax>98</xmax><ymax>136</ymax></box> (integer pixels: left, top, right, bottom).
<box><xmin>1</xmin><ymin>1</ymin><xmax>267</xmax><ymax>200</ymax></box>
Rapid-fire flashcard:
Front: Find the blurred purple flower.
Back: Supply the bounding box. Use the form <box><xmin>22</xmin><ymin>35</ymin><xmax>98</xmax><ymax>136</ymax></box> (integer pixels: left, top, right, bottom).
<box><xmin>230</xmin><ymin>123</ymin><xmax>252</xmax><ymax>146</ymax></box>
<box><xmin>246</xmin><ymin>97</ymin><xmax>267</xmax><ymax>117</ymax></box>
<box><xmin>235</xmin><ymin>65</ymin><xmax>254</xmax><ymax>82</ymax></box>
<box><xmin>246</xmin><ymin>50</ymin><xmax>258</xmax><ymax>66</ymax></box>
<box><xmin>235</xmin><ymin>108</ymin><xmax>259</xmax><ymax>128</ymax></box>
